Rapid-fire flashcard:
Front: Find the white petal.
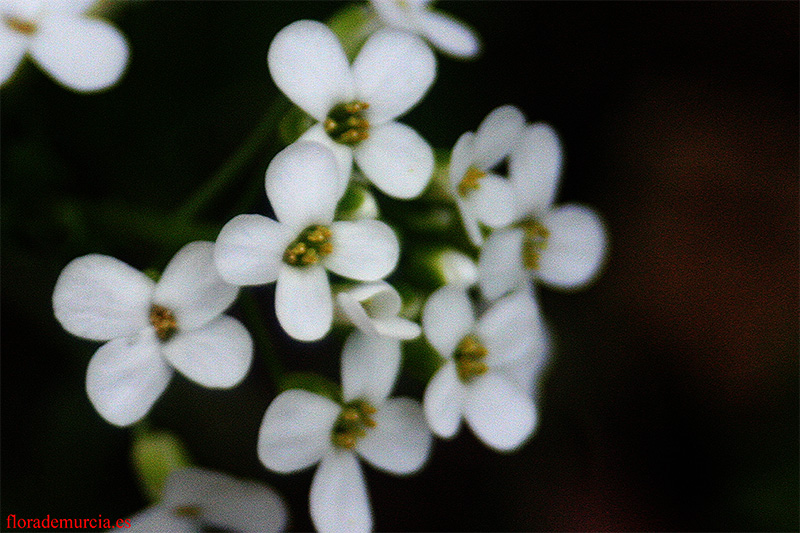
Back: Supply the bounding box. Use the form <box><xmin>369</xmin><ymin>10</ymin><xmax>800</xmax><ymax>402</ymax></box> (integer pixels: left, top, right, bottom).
<box><xmin>447</xmin><ymin>131</ymin><xmax>475</xmax><ymax>195</ymax></box>
<box><xmin>477</xmin><ymin>289</ymin><xmax>546</xmax><ymax>367</ymax></box>
<box><xmin>266</xmin><ymin>142</ymin><xmax>342</xmax><ymax>231</ymax></box>
<box><xmin>354</xmin><ymin>121</ymin><xmax>433</xmax><ymax>199</ymax></box>
<box><xmin>161</xmin><ymin>316</ymin><xmax>252</xmax><ymax>389</ymax></box>
<box><xmin>275</xmin><ymin>264</ymin><xmax>333</xmax><ymax>341</ymax></box>
<box><xmin>477</xmin><ymin>228</ymin><xmax>527</xmax><ymax>301</ymax></box>
<box><xmin>370</xmin><ymin>0</ymin><xmax>417</xmax><ymax>32</ymax></box>
<box><xmin>127</xmin><ymin>507</ymin><xmax>195</xmax><ymax>533</ymax></box>
<box><xmin>154</xmin><ymin>241</ymin><xmax>238</xmax><ymax>330</ymax></box>
<box><xmin>0</xmin><ymin>25</ymin><xmax>29</xmax><ymax>85</ymax></box>
<box><xmin>163</xmin><ymin>467</ymin><xmax>289</xmax><ymax>533</ymax></box>
<box><xmin>53</xmin><ymin>254</ymin><xmax>153</xmax><ymax>341</ymax></box>
<box><xmin>257</xmin><ymin>389</ymin><xmax>340</xmax><ymax>473</ymax></box>
<box><xmin>423</xmin><ymin>363</ymin><xmax>464</xmax><ymax>438</ymax></box>
<box><xmin>538</xmin><ymin>204</ymin><xmax>608</xmax><ymax>289</ymax></box>
<box><xmin>372</xmin><ymin>317</ymin><xmax>421</xmax><ymax>340</ymax></box>
<box><xmin>357</xmin><ymin>397</ymin><xmax>432</xmax><ymax>475</ymax></box>
<box><xmin>214</xmin><ymin>214</ymin><xmax>290</xmax><ymax>286</ymax></box>
<box><xmin>335</xmin><ymin>281</ymin><xmax>398</xmax><ymax>335</ymax></box>
<box><xmin>472</xmin><ymin>105</ymin><xmax>525</xmax><ymax>169</ymax></box>
<box><xmin>299</xmin><ymin>123</ymin><xmax>354</xmax><ymax>198</ymax></box>
<box><xmin>310</xmin><ymin>451</ymin><xmax>372</xmax><ymax>533</ymax></box>
<box><xmin>464</xmin><ymin>373</ymin><xmax>537</xmax><ymax>452</ymax></box>
<box><xmin>31</xmin><ymin>17</ymin><xmax>127</xmax><ymax>92</ymax></box>
<box><xmin>85</xmin><ymin>331</ymin><xmax>172</xmax><ymax>427</ymax></box>
<box><xmin>353</xmin><ymin>28</ymin><xmax>435</xmax><ymax>124</ymax></box>
<box><xmin>456</xmin><ymin>196</ymin><xmax>484</xmax><ymax>247</ymax></box>
<box><xmin>419</xmin><ymin>9</ymin><xmax>481</xmax><ymax>59</ymax></box>
<box><xmin>469</xmin><ymin>173</ymin><xmax>516</xmax><ymax>229</ymax></box>
<box><xmin>341</xmin><ymin>331</ymin><xmax>400</xmax><ymax>406</ymax></box>
<box><xmin>421</xmin><ymin>285</ymin><xmax>474</xmax><ymax>358</ymax></box>
<box><xmin>268</xmin><ymin>19</ymin><xmax>354</xmax><ymax>121</ymax></box>
<box><xmin>326</xmin><ymin>220</ymin><xmax>399</xmax><ymax>281</ymax></box>
<box><xmin>509</xmin><ymin>123</ymin><xmax>563</xmax><ymax>217</ymax></box>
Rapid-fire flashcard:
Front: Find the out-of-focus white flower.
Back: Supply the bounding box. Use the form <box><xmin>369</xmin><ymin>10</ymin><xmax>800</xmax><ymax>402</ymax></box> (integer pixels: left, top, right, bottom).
<box><xmin>336</xmin><ymin>281</ymin><xmax>420</xmax><ymax>339</ymax></box>
<box><xmin>448</xmin><ymin>105</ymin><xmax>525</xmax><ymax>246</ymax></box>
<box><xmin>422</xmin><ymin>286</ymin><xmax>546</xmax><ymax>451</ymax></box>
<box><xmin>258</xmin><ymin>331</ymin><xmax>432</xmax><ymax>533</ymax></box>
<box><xmin>478</xmin><ymin>123</ymin><xmax>609</xmax><ymax>300</ymax></box>
<box><xmin>370</xmin><ymin>0</ymin><xmax>480</xmax><ymax>59</ymax></box>
<box><xmin>214</xmin><ymin>142</ymin><xmax>400</xmax><ymax>342</ymax></box>
<box><xmin>268</xmin><ymin>19</ymin><xmax>436</xmax><ymax>199</ymax></box>
<box><xmin>52</xmin><ymin>241</ymin><xmax>253</xmax><ymax>427</ymax></box>
<box><xmin>0</xmin><ymin>0</ymin><xmax>128</xmax><ymax>91</ymax></box>
<box><xmin>128</xmin><ymin>467</ymin><xmax>288</xmax><ymax>533</ymax></box>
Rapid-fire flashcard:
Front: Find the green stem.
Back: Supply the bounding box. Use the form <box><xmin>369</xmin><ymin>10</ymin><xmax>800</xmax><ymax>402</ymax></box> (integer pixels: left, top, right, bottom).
<box><xmin>174</xmin><ymin>96</ymin><xmax>290</xmax><ymax>222</ymax></box>
<box><xmin>239</xmin><ymin>290</ymin><xmax>284</xmax><ymax>388</ymax></box>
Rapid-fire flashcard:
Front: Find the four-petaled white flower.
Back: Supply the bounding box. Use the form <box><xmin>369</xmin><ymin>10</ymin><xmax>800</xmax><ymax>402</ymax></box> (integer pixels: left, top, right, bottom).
<box><xmin>370</xmin><ymin>0</ymin><xmax>480</xmax><ymax>59</ymax></box>
<box><xmin>214</xmin><ymin>142</ymin><xmax>400</xmax><ymax>342</ymax></box>
<box><xmin>0</xmin><ymin>0</ymin><xmax>128</xmax><ymax>91</ymax></box>
<box><xmin>336</xmin><ymin>281</ymin><xmax>421</xmax><ymax>340</ymax></box>
<box><xmin>449</xmin><ymin>105</ymin><xmax>526</xmax><ymax>246</ymax></box>
<box><xmin>128</xmin><ymin>467</ymin><xmax>288</xmax><ymax>533</ymax></box>
<box><xmin>258</xmin><ymin>331</ymin><xmax>432</xmax><ymax>533</ymax></box>
<box><xmin>422</xmin><ymin>285</ymin><xmax>546</xmax><ymax>451</ymax></box>
<box><xmin>52</xmin><ymin>241</ymin><xmax>253</xmax><ymax>427</ymax></box>
<box><xmin>268</xmin><ymin>19</ymin><xmax>436</xmax><ymax>199</ymax></box>
<box><xmin>478</xmin><ymin>123</ymin><xmax>609</xmax><ymax>300</ymax></box>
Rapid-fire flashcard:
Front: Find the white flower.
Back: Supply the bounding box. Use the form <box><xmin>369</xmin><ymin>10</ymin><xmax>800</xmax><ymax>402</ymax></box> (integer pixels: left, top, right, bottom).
<box><xmin>268</xmin><ymin>19</ymin><xmax>436</xmax><ymax>199</ymax></box>
<box><xmin>214</xmin><ymin>142</ymin><xmax>400</xmax><ymax>342</ymax></box>
<box><xmin>370</xmin><ymin>0</ymin><xmax>480</xmax><ymax>59</ymax></box>
<box><xmin>422</xmin><ymin>286</ymin><xmax>546</xmax><ymax>451</ymax></box>
<box><xmin>258</xmin><ymin>331</ymin><xmax>432</xmax><ymax>533</ymax></box>
<box><xmin>448</xmin><ymin>105</ymin><xmax>526</xmax><ymax>246</ymax></box>
<box><xmin>336</xmin><ymin>281</ymin><xmax>420</xmax><ymax>340</ymax></box>
<box><xmin>52</xmin><ymin>241</ymin><xmax>252</xmax><ymax>427</ymax></box>
<box><xmin>478</xmin><ymin>123</ymin><xmax>609</xmax><ymax>300</ymax></box>
<box><xmin>128</xmin><ymin>467</ymin><xmax>288</xmax><ymax>533</ymax></box>
<box><xmin>1</xmin><ymin>0</ymin><xmax>128</xmax><ymax>92</ymax></box>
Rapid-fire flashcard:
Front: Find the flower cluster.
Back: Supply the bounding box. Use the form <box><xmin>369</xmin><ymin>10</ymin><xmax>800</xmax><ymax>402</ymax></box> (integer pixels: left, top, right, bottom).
<box><xmin>47</xmin><ymin>2</ymin><xmax>608</xmax><ymax>532</ymax></box>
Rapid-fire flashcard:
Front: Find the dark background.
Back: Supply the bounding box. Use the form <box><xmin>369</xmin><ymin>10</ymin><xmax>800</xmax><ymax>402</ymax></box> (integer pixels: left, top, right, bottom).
<box><xmin>2</xmin><ymin>1</ymin><xmax>797</xmax><ymax>531</ymax></box>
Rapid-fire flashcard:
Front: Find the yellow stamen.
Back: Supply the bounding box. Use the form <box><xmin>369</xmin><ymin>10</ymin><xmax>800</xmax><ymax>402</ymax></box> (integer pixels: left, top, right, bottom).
<box><xmin>331</xmin><ymin>399</ymin><xmax>378</xmax><ymax>449</ymax></box>
<box><xmin>326</xmin><ymin>101</ymin><xmax>370</xmax><ymax>146</ymax></box>
<box><xmin>283</xmin><ymin>225</ymin><xmax>333</xmax><ymax>267</ymax></box>
<box><xmin>5</xmin><ymin>17</ymin><xmax>37</xmax><ymax>35</ymax></box>
<box><xmin>520</xmin><ymin>219</ymin><xmax>550</xmax><ymax>270</ymax></box>
<box><xmin>149</xmin><ymin>305</ymin><xmax>178</xmax><ymax>342</ymax></box>
<box><xmin>454</xmin><ymin>334</ymin><xmax>489</xmax><ymax>383</ymax></box>
<box><xmin>457</xmin><ymin>166</ymin><xmax>486</xmax><ymax>197</ymax></box>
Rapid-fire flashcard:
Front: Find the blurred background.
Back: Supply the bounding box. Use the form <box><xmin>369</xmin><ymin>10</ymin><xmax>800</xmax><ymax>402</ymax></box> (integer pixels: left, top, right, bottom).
<box><xmin>2</xmin><ymin>1</ymin><xmax>797</xmax><ymax>531</ymax></box>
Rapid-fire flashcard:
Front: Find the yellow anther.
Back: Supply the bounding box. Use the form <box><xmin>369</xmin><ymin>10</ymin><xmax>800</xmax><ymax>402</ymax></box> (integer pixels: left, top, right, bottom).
<box><xmin>520</xmin><ymin>219</ymin><xmax>550</xmax><ymax>271</ymax></box>
<box><xmin>326</xmin><ymin>101</ymin><xmax>370</xmax><ymax>146</ymax></box>
<box><xmin>333</xmin><ymin>434</ymin><xmax>357</xmax><ymax>449</ymax></box>
<box><xmin>455</xmin><ymin>334</ymin><xmax>489</xmax><ymax>383</ymax></box>
<box><xmin>342</xmin><ymin>408</ymin><xmax>360</xmax><ymax>422</ymax></box>
<box><xmin>331</xmin><ymin>399</ymin><xmax>378</xmax><ymax>449</ymax></box>
<box><xmin>174</xmin><ymin>505</ymin><xmax>202</xmax><ymax>518</ymax></box>
<box><xmin>283</xmin><ymin>225</ymin><xmax>333</xmax><ymax>267</ymax></box>
<box><xmin>5</xmin><ymin>17</ymin><xmax>37</xmax><ymax>35</ymax></box>
<box><xmin>150</xmin><ymin>305</ymin><xmax>178</xmax><ymax>342</ymax></box>
<box><xmin>324</xmin><ymin>118</ymin><xmax>337</xmax><ymax>133</ymax></box>
<box><xmin>457</xmin><ymin>166</ymin><xmax>486</xmax><ymax>197</ymax></box>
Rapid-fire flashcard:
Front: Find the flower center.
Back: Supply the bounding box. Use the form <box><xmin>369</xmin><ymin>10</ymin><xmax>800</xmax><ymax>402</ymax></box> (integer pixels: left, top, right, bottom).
<box><xmin>149</xmin><ymin>304</ymin><xmax>178</xmax><ymax>342</ymax></box>
<box><xmin>173</xmin><ymin>505</ymin><xmax>202</xmax><ymax>518</ymax></box>
<box><xmin>454</xmin><ymin>334</ymin><xmax>488</xmax><ymax>383</ymax></box>
<box><xmin>324</xmin><ymin>101</ymin><xmax>370</xmax><ymax>146</ymax></box>
<box><xmin>283</xmin><ymin>225</ymin><xmax>333</xmax><ymax>267</ymax></box>
<box><xmin>331</xmin><ymin>399</ymin><xmax>377</xmax><ymax>449</ymax></box>
<box><xmin>520</xmin><ymin>219</ymin><xmax>550</xmax><ymax>270</ymax></box>
<box><xmin>4</xmin><ymin>16</ymin><xmax>37</xmax><ymax>35</ymax></box>
<box><xmin>457</xmin><ymin>166</ymin><xmax>486</xmax><ymax>197</ymax></box>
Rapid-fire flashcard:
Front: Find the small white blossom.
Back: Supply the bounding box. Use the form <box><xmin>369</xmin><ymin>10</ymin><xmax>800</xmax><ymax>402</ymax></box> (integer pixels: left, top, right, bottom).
<box><xmin>214</xmin><ymin>142</ymin><xmax>400</xmax><ymax>342</ymax></box>
<box><xmin>52</xmin><ymin>241</ymin><xmax>253</xmax><ymax>427</ymax></box>
<box><xmin>0</xmin><ymin>0</ymin><xmax>128</xmax><ymax>91</ymax></box>
<box><xmin>268</xmin><ymin>19</ymin><xmax>436</xmax><ymax>199</ymax></box>
<box><xmin>422</xmin><ymin>286</ymin><xmax>546</xmax><ymax>451</ymax></box>
<box><xmin>128</xmin><ymin>467</ymin><xmax>288</xmax><ymax>533</ymax></box>
<box><xmin>258</xmin><ymin>331</ymin><xmax>432</xmax><ymax>533</ymax></box>
<box><xmin>336</xmin><ymin>281</ymin><xmax>420</xmax><ymax>340</ymax></box>
<box><xmin>448</xmin><ymin>105</ymin><xmax>526</xmax><ymax>246</ymax></box>
<box><xmin>370</xmin><ymin>0</ymin><xmax>480</xmax><ymax>59</ymax></box>
<box><xmin>478</xmin><ymin>123</ymin><xmax>609</xmax><ymax>300</ymax></box>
